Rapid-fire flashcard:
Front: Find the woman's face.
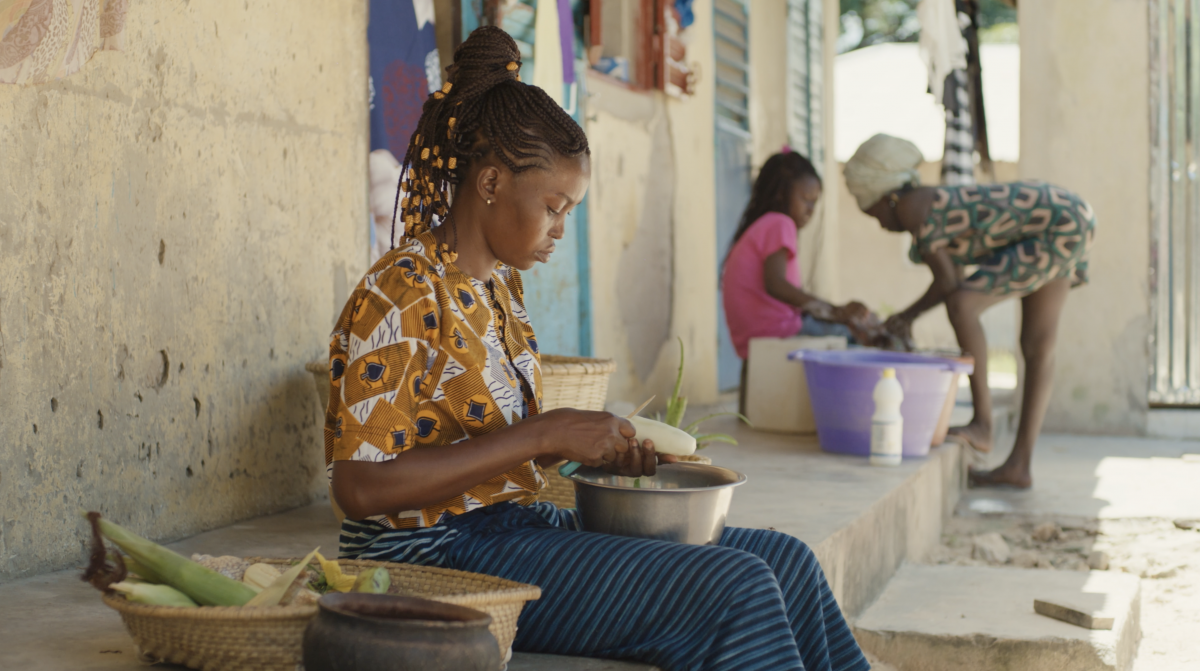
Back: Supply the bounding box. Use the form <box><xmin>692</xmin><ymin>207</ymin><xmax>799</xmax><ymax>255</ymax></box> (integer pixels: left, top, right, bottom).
<box><xmin>486</xmin><ymin>154</ymin><xmax>590</xmax><ymax>271</ymax></box>
<box><xmin>787</xmin><ymin>175</ymin><xmax>823</xmax><ymax>230</ymax></box>
<box><xmin>866</xmin><ymin>197</ymin><xmax>904</xmax><ymax>232</ymax></box>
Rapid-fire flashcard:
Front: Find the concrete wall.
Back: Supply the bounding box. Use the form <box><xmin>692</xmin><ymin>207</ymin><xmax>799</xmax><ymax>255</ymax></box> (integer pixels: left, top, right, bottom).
<box><xmin>586</xmin><ymin>0</ymin><xmax>719</xmax><ymax>409</ymax></box>
<box><xmin>1019</xmin><ymin>0</ymin><xmax>1150</xmax><ymax>434</ymax></box>
<box><xmin>0</xmin><ymin>0</ymin><xmax>369</xmax><ymax>580</ymax></box>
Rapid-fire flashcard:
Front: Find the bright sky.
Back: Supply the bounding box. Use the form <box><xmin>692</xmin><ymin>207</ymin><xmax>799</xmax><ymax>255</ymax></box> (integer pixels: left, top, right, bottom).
<box><xmin>834</xmin><ymin>43</ymin><xmax>1019</xmax><ymax>163</ymax></box>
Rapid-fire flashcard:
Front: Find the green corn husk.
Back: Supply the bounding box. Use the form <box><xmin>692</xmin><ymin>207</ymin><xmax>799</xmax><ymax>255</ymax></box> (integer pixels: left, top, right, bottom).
<box><xmin>84</xmin><ymin>512</ymin><xmax>257</xmax><ymax>607</ymax></box>
<box><xmin>245</xmin><ymin>548</ymin><xmax>320</xmax><ymax>607</ymax></box>
<box><xmin>352</xmin><ymin>567</ymin><xmax>391</xmax><ymax>594</ymax></box>
<box><xmin>110</xmin><ymin>581</ymin><xmax>199</xmax><ymax>608</ymax></box>
<box><xmin>122</xmin><ymin>554</ymin><xmax>167</xmax><ymax>584</ymax></box>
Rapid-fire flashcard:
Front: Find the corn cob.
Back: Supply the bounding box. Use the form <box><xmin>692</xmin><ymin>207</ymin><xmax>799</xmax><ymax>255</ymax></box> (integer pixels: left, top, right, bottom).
<box><xmin>110</xmin><ymin>581</ymin><xmax>199</xmax><ymax>608</ymax></box>
<box><xmin>352</xmin><ymin>567</ymin><xmax>391</xmax><ymax>594</ymax></box>
<box><xmin>242</xmin><ymin>563</ymin><xmax>282</xmax><ymax>592</ymax></box>
<box><xmin>245</xmin><ymin>548</ymin><xmax>320</xmax><ymax>607</ymax></box>
<box><xmin>84</xmin><ymin>512</ymin><xmax>257</xmax><ymax>606</ymax></box>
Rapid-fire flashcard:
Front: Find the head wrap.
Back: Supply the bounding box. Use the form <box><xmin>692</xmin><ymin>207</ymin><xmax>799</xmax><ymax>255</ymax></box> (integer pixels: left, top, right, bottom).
<box><xmin>843</xmin><ymin>134</ymin><xmax>925</xmax><ymax>211</ymax></box>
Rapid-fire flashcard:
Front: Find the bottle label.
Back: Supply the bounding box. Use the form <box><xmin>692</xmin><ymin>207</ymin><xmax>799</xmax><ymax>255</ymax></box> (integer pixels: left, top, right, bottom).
<box><xmin>870</xmin><ymin>421</ymin><xmax>903</xmax><ymax>465</ymax></box>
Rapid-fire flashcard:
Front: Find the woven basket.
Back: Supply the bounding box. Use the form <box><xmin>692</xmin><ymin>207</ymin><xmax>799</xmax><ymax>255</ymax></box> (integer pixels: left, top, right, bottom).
<box><xmin>103</xmin><ymin>559</ymin><xmax>540</xmax><ymax>671</ymax></box>
<box><xmin>538</xmin><ymin>355</ymin><xmax>617</xmax><ymax>509</ymax></box>
<box><xmin>540</xmin><ymin>355</ymin><xmax>616</xmax><ymax>412</ymax></box>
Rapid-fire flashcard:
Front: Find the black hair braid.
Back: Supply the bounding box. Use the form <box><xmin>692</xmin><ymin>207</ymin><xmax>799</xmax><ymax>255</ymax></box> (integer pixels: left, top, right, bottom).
<box><xmin>391</xmin><ymin>26</ymin><xmax>590</xmax><ymax>254</ymax></box>
<box><xmin>726</xmin><ymin>151</ymin><xmax>821</xmax><ymax>259</ymax></box>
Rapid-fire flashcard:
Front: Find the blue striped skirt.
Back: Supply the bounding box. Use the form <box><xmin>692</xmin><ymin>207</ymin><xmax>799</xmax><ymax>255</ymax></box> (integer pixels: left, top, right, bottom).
<box><xmin>340</xmin><ymin>502</ymin><xmax>869</xmax><ymax>671</ymax></box>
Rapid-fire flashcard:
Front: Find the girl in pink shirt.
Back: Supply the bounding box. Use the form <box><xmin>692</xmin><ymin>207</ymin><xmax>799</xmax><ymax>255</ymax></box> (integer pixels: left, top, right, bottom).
<box><xmin>722</xmin><ymin>150</ymin><xmax>871</xmax><ymax>361</ymax></box>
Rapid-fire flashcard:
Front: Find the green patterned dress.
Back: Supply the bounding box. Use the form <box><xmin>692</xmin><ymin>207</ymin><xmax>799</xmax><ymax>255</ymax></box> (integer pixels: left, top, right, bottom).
<box><xmin>908</xmin><ymin>181</ymin><xmax>1096</xmax><ymax>295</ymax></box>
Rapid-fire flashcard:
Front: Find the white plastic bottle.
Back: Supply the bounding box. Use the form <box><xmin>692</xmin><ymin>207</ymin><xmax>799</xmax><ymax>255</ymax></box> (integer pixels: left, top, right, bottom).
<box><xmin>870</xmin><ymin>368</ymin><xmax>904</xmax><ymax>466</ymax></box>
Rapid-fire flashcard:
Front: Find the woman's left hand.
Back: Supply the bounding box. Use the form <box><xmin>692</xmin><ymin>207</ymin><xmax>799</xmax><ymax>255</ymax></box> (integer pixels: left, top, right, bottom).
<box><xmin>603</xmin><ymin>438</ymin><xmax>678</xmax><ymax>478</ymax></box>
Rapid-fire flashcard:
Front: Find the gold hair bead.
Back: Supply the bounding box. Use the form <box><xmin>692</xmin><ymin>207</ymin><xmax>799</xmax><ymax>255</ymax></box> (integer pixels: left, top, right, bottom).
<box><xmin>421</xmin><ymin>148</ymin><xmax>430</xmax><ymax>160</ymax></box>
<box><xmin>506</xmin><ymin>61</ymin><xmax>518</xmax><ymax>71</ymax></box>
<box><xmin>433</xmin><ymin>91</ymin><xmax>445</xmax><ymax>99</ymax></box>
<box><xmin>448</xmin><ymin>117</ymin><xmax>457</xmax><ymax>128</ymax></box>
<box><xmin>437</xmin><ymin>158</ymin><xmax>444</xmax><ymax>168</ymax></box>
<box><xmin>433</xmin><ymin>146</ymin><xmax>440</xmax><ymax>156</ymax></box>
<box><xmin>447</xmin><ymin>251</ymin><xmax>459</xmax><ymax>263</ymax></box>
<box><xmin>401</xmin><ymin>197</ymin><xmax>409</xmax><ymax>208</ymax></box>
<box><xmin>442</xmin><ymin>82</ymin><xmax>452</xmax><ymax>93</ymax></box>
<box><xmin>448</xmin><ymin>157</ymin><xmax>457</xmax><ymax>169</ymax></box>
<box><xmin>414</xmin><ymin>134</ymin><xmax>421</xmax><ymax>145</ymax></box>
<box><xmin>415</xmin><ymin>195</ymin><xmax>422</xmax><ymax>206</ymax></box>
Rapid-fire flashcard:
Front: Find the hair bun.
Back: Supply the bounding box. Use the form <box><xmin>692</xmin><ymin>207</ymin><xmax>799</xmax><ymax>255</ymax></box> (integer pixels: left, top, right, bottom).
<box><xmin>446</xmin><ymin>26</ymin><xmax>522</xmax><ymax>89</ymax></box>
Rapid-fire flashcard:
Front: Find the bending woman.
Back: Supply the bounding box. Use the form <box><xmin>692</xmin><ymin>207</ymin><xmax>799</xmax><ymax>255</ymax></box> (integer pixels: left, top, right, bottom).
<box><xmin>325</xmin><ymin>27</ymin><xmax>869</xmax><ymax>671</ymax></box>
<box><xmin>844</xmin><ymin>134</ymin><xmax>1095</xmax><ymax>489</ymax></box>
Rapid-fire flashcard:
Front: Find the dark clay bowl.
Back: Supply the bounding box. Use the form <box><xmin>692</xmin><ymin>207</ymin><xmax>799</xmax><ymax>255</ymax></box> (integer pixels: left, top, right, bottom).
<box><xmin>303</xmin><ymin>592</ymin><xmax>501</xmax><ymax>671</ymax></box>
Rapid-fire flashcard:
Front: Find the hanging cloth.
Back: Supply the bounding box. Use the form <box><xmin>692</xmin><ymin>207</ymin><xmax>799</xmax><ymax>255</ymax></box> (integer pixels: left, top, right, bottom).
<box><xmin>940</xmin><ymin>69</ymin><xmax>975</xmax><ymax>185</ymax></box>
<box><xmin>368</xmin><ymin>0</ymin><xmax>441</xmax><ymax>159</ymax></box>
<box><xmin>533</xmin><ymin>0</ymin><xmax>563</xmax><ymax>106</ymax></box>
<box><xmin>557</xmin><ymin>0</ymin><xmax>574</xmax><ymax>85</ymax></box>
<box><xmin>916</xmin><ymin>0</ymin><xmax>967</xmax><ymax>103</ymax></box>
<box><xmin>0</xmin><ymin>0</ymin><xmax>128</xmax><ymax>85</ymax></box>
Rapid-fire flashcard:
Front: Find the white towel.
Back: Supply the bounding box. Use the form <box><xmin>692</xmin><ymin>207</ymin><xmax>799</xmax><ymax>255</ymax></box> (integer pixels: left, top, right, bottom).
<box><xmin>917</xmin><ymin>0</ymin><xmax>968</xmax><ymax>102</ymax></box>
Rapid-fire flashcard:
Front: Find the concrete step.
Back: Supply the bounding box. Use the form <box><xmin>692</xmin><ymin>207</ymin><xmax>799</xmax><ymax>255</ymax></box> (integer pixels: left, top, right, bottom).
<box><xmin>854</xmin><ymin>564</ymin><xmax>1141</xmax><ymax>671</ymax></box>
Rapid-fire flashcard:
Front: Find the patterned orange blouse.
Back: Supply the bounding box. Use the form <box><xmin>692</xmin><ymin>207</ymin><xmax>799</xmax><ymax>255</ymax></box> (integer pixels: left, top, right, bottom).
<box><xmin>324</xmin><ymin>231</ymin><xmax>546</xmax><ymax>529</ymax></box>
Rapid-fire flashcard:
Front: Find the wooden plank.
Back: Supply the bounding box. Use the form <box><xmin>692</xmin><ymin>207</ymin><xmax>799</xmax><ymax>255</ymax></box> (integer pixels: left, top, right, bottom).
<box><xmin>1033</xmin><ymin>599</ymin><xmax>1115</xmax><ymax>630</ymax></box>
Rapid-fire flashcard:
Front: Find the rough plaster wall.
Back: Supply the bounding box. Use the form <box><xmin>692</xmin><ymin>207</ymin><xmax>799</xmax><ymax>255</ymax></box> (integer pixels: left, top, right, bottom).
<box><xmin>0</xmin><ymin>0</ymin><xmax>369</xmax><ymax>581</ymax></box>
<box><xmin>615</xmin><ymin>113</ymin><xmax>674</xmax><ymax>381</ymax></box>
<box><xmin>1019</xmin><ymin>0</ymin><xmax>1150</xmax><ymax>435</ymax></box>
<box><xmin>586</xmin><ymin>0</ymin><xmax>718</xmax><ymax>410</ymax></box>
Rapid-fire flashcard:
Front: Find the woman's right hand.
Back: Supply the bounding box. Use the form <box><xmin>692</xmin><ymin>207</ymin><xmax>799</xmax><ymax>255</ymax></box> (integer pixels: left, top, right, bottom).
<box><xmin>883</xmin><ymin>313</ymin><xmax>914</xmax><ymax>343</ymax></box>
<box><xmin>531</xmin><ymin>408</ymin><xmax>634</xmax><ymax>467</ymax></box>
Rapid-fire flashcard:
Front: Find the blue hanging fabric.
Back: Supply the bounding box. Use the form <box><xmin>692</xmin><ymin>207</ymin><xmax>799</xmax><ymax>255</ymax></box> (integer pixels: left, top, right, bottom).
<box><xmin>675</xmin><ymin>0</ymin><xmax>695</xmax><ymax>29</ymax></box>
<box><xmin>558</xmin><ymin>0</ymin><xmax>575</xmax><ymax>85</ymax></box>
<box><xmin>368</xmin><ymin>0</ymin><xmax>442</xmax><ymax>159</ymax></box>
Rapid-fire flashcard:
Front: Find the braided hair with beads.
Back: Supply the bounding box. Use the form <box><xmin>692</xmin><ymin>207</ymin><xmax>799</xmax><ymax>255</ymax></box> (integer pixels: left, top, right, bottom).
<box><xmin>391</xmin><ymin>26</ymin><xmax>590</xmax><ymax>262</ymax></box>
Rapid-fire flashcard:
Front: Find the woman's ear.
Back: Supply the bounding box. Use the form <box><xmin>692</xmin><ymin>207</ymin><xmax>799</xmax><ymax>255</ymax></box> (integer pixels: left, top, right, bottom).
<box><xmin>475</xmin><ymin>165</ymin><xmax>500</xmax><ymax>204</ymax></box>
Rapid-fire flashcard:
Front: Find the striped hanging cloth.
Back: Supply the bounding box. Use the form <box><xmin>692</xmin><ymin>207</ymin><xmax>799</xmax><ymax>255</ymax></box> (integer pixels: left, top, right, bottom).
<box><xmin>940</xmin><ymin>69</ymin><xmax>975</xmax><ymax>185</ymax></box>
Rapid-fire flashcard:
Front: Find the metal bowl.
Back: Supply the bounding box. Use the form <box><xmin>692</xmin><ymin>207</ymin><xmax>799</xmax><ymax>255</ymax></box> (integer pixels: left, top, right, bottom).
<box><xmin>567</xmin><ymin>463</ymin><xmax>748</xmax><ymax>545</ymax></box>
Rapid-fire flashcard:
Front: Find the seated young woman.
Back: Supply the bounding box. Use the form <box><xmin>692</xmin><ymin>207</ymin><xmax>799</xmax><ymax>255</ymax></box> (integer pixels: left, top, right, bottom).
<box><xmin>323</xmin><ymin>27</ymin><xmax>869</xmax><ymax>671</ymax></box>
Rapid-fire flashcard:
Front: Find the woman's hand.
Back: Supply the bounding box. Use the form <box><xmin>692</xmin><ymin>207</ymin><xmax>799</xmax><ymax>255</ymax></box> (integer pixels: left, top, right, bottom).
<box><xmin>604</xmin><ymin>438</ymin><xmax>679</xmax><ymax>478</ymax></box>
<box><xmin>532</xmin><ymin>408</ymin><xmax>635</xmax><ymax>468</ymax></box>
<box><xmin>883</xmin><ymin>313</ymin><xmax>914</xmax><ymax>344</ymax></box>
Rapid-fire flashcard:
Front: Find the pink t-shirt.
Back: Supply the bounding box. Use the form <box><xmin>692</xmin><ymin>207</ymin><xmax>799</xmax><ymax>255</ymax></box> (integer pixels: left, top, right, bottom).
<box><xmin>721</xmin><ymin>212</ymin><xmax>802</xmax><ymax>359</ymax></box>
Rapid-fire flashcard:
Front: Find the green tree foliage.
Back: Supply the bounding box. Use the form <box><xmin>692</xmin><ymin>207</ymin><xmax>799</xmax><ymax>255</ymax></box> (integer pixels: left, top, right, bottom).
<box><xmin>838</xmin><ymin>0</ymin><xmax>1017</xmax><ymax>53</ymax></box>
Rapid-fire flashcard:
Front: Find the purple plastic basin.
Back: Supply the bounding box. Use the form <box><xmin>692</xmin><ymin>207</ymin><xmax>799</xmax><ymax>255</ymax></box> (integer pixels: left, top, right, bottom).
<box><xmin>789</xmin><ymin>350</ymin><xmax>974</xmax><ymax>458</ymax></box>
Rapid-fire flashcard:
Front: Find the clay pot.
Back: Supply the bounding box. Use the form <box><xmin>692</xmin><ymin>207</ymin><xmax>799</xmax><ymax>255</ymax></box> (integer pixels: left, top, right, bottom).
<box><xmin>303</xmin><ymin>593</ymin><xmax>501</xmax><ymax>671</ymax></box>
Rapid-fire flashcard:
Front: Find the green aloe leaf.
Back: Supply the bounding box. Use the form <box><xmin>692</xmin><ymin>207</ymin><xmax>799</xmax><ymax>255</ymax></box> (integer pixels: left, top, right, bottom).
<box><xmin>692</xmin><ymin>433</ymin><xmax>738</xmax><ymax>448</ymax></box>
<box><xmin>683</xmin><ymin>412</ymin><xmax>752</xmax><ymax>434</ymax></box>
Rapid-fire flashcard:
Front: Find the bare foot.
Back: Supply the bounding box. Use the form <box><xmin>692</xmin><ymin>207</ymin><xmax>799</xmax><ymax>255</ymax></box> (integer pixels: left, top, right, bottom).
<box><xmin>947</xmin><ymin>422</ymin><xmax>994</xmax><ymax>453</ymax></box>
<box><xmin>968</xmin><ymin>465</ymin><xmax>1032</xmax><ymax>489</ymax></box>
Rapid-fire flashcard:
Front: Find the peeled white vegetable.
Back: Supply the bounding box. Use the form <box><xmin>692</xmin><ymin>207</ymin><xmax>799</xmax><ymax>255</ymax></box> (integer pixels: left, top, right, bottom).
<box><xmin>629</xmin><ymin>416</ymin><xmax>696</xmax><ymax>456</ymax></box>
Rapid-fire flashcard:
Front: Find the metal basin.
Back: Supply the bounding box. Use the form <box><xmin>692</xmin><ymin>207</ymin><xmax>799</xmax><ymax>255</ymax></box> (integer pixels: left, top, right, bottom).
<box><xmin>568</xmin><ymin>463</ymin><xmax>748</xmax><ymax>545</ymax></box>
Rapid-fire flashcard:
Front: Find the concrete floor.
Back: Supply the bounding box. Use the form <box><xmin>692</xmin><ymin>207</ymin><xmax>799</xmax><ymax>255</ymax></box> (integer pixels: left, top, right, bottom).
<box><xmin>0</xmin><ymin>413</ymin><xmax>961</xmax><ymax>671</ymax></box>
<box><xmin>960</xmin><ymin>433</ymin><xmax>1200</xmax><ymax>520</ymax></box>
